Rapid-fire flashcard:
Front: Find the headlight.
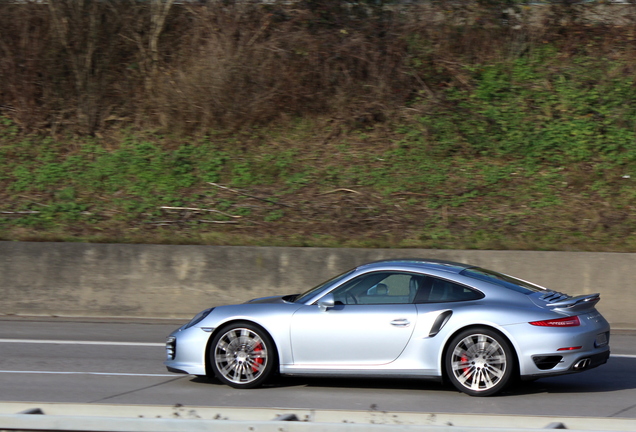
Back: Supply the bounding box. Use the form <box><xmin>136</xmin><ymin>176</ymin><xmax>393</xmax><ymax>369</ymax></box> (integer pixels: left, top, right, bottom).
<box><xmin>184</xmin><ymin>308</ymin><xmax>214</xmax><ymax>329</ymax></box>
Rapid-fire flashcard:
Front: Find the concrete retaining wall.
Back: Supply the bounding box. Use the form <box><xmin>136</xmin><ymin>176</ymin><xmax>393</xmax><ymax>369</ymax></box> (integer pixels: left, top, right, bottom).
<box><xmin>0</xmin><ymin>241</ymin><xmax>634</xmax><ymax>329</ymax></box>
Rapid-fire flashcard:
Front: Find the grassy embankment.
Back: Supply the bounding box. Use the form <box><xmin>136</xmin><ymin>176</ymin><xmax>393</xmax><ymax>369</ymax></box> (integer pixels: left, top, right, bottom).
<box><xmin>2</xmin><ymin>1</ymin><xmax>636</xmax><ymax>251</ymax></box>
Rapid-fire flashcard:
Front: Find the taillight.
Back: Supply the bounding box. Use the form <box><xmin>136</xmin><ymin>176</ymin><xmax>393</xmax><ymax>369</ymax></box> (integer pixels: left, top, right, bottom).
<box><xmin>557</xmin><ymin>346</ymin><xmax>582</xmax><ymax>351</ymax></box>
<box><xmin>529</xmin><ymin>316</ymin><xmax>580</xmax><ymax>327</ymax></box>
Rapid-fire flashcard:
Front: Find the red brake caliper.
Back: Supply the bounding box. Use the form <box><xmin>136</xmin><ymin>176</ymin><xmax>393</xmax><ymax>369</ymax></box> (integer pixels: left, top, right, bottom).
<box><xmin>252</xmin><ymin>343</ymin><xmax>264</xmax><ymax>372</ymax></box>
<box><xmin>462</xmin><ymin>354</ymin><xmax>469</xmax><ymax>374</ymax></box>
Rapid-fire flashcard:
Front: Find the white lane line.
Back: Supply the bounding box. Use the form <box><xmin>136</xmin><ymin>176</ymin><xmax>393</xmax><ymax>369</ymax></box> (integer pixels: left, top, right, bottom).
<box><xmin>611</xmin><ymin>354</ymin><xmax>636</xmax><ymax>358</ymax></box>
<box><xmin>0</xmin><ymin>370</ymin><xmax>176</xmax><ymax>377</ymax></box>
<box><xmin>0</xmin><ymin>339</ymin><xmax>163</xmax><ymax>347</ymax></box>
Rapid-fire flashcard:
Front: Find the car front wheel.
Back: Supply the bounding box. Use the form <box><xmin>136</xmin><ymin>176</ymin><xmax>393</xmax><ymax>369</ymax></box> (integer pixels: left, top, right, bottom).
<box><xmin>445</xmin><ymin>327</ymin><xmax>515</xmax><ymax>396</ymax></box>
<box><xmin>210</xmin><ymin>323</ymin><xmax>276</xmax><ymax>389</ymax></box>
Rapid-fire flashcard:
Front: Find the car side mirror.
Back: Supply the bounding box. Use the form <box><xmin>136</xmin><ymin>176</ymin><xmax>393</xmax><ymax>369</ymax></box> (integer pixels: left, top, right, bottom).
<box><xmin>317</xmin><ymin>293</ymin><xmax>335</xmax><ymax>311</ymax></box>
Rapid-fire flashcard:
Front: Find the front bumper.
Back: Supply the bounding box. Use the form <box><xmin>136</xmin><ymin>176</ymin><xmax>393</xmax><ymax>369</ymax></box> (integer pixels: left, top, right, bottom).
<box><xmin>163</xmin><ymin>325</ymin><xmax>212</xmax><ymax>376</ymax></box>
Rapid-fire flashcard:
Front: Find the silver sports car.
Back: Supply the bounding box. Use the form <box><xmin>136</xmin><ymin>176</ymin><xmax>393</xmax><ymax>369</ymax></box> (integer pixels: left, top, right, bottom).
<box><xmin>164</xmin><ymin>259</ymin><xmax>610</xmax><ymax>396</ymax></box>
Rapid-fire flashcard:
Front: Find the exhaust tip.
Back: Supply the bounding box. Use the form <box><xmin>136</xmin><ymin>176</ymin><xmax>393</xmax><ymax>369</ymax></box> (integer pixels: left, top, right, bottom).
<box><xmin>573</xmin><ymin>358</ymin><xmax>590</xmax><ymax>370</ymax></box>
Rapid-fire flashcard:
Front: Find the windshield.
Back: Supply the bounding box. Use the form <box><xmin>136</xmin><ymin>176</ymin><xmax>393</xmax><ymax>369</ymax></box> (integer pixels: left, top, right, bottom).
<box><xmin>460</xmin><ymin>267</ymin><xmax>546</xmax><ymax>294</ymax></box>
<box><xmin>294</xmin><ymin>269</ymin><xmax>355</xmax><ymax>303</ymax></box>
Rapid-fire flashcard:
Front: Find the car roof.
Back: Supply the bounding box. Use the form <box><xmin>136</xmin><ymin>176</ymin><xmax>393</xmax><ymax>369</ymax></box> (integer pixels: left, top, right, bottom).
<box><xmin>356</xmin><ymin>259</ymin><xmax>474</xmax><ymax>274</ymax></box>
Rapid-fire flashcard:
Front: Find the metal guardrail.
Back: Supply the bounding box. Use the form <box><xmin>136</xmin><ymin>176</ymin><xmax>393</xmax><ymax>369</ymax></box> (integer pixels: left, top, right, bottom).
<box><xmin>1</xmin><ymin>403</ymin><xmax>635</xmax><ymax>432</ymax></box>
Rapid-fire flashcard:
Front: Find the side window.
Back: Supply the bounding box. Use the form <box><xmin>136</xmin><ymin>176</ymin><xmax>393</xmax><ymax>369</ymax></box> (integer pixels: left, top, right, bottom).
<box><xmin>416</xmin><ymin>277</ymin><xmax>483</xmax><ymax>303</ymax></box>
<box><xmin>329</xmin><ymin>272</ymin><xmax>421</xmax><ymax>305</ymax></box>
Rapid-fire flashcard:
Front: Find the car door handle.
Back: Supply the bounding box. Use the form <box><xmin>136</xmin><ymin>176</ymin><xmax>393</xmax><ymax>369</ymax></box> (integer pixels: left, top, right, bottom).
<box><xmin>390</xmin><ymin>319</ymin><xmax>411</xmax><ymax>327</ymax></box>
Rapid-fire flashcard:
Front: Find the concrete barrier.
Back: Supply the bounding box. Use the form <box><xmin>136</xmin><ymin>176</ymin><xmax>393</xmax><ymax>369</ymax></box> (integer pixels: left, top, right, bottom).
<box><xmin>0</xmin><ymin>241</ymin><xmax>634</xmax><ymax>328</ymax></box>
<box><xmin>1</xmin><ymin>403</ymin><xmax>636</xmax><ymax>432</ymax></box>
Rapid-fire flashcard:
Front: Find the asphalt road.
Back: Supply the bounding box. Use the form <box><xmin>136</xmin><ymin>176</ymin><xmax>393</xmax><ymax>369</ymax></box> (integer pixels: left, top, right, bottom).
<box><xmin>0</xmin><ymin>317</ymin><xmax>635</xmax><ymax>419</ymax></box>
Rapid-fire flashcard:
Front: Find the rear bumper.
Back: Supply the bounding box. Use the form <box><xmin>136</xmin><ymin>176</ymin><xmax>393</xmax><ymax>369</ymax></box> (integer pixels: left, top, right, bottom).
<box><xmin>523</xmin><ymin>347</ymin><xmax>610</xmax><ymax>379</ymax></box>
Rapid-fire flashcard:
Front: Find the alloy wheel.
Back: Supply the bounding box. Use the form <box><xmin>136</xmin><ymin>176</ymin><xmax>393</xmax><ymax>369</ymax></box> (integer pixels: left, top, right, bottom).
<box><xmin>445</xmin><ymin>328</ymin><xmax>514</xmax><ymax>396</ymax></box>
<box><xmin>213</xmin><ymin>327</ymin><xmax>269</xmax><ymax>386</ymax></box>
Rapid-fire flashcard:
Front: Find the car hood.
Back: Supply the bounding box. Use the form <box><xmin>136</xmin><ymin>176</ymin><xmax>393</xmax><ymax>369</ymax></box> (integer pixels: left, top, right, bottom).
<box><xmin>245</xmin><ymin>294</ymin><xmax>295</xmax><ymax>304</ymax></box>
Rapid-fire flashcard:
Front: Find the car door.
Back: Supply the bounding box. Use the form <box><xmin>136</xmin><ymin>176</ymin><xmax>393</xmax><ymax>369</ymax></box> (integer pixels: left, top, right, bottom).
<box><xmin>289</xmin><ymin>272</ymin><xmax>419</xmax><ymax>366</ymax></box>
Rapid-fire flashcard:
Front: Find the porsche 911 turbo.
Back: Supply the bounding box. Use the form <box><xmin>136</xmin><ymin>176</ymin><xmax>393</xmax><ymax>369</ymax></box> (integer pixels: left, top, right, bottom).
<box><xmin>165</xmin><ymin>259</ymin><xmax>610</xmax><ymax>396</ymax></box>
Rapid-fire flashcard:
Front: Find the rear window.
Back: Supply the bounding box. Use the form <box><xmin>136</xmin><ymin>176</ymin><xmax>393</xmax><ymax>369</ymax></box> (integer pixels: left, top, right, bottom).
<box><xmin>417</xmin><ymin>277</ymin><xmax>484</xmax><ymax>303</ymax></box>
<box><xmin>460</xmin><ymin>267</ymin><xmax>545</xmax><ymax>294</ymax></box>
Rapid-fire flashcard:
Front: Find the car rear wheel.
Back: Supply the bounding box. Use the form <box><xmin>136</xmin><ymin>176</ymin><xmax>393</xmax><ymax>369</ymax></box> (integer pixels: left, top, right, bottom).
<box><xmin>445</xmin><ymin>327</ymin><xmax>515</xmax><ymax>397</ymax></box>
<box><xmin>210</xmin><ymin>323</ymin><xmax>276</xmax><ymax>389</ymax></box>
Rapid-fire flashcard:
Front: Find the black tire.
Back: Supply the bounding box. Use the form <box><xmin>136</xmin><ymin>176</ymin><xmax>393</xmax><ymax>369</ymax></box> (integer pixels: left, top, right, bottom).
<box><xmin>209</xmin><ymin>322</ymin><xmax>277</xmax><ymax>389</ymax></box>
<box><xmin>444</xmin><ymin>327</ymin><xmax>515</xmax><ymax>397</ymax></box>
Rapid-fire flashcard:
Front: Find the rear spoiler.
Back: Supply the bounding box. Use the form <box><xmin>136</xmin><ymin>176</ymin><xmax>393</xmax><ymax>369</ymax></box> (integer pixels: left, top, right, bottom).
<box><xmin>547</xmin><ymin>293</ymin><xmax>600</xmax><ymax>311</ymax></box>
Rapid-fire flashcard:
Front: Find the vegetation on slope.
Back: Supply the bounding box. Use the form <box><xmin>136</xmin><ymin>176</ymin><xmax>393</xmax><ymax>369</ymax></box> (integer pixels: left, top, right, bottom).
<box><xmin>2</xmin><ymin>1</ymin><xmax>636</xmax><ymax>251</ymax></box>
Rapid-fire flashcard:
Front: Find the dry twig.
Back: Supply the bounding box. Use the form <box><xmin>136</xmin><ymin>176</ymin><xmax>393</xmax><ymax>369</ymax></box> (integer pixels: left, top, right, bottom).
<box><xmin>208</xmin><ymin>182</ymin><xmax>291</xmax><ymax>207</ymax></box>
<box><xmin>160</xmin><ymin>206</ymin><xmax>241</xmax><ymax>219</ymax></box>
<box><xmin>320</xmin><ymin>188</ymin><xmax>362</xmax><ymax>195</ymax></box>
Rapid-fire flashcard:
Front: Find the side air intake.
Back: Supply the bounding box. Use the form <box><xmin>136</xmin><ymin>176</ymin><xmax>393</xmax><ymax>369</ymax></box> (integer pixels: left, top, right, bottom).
<box><xmin>429</xmin><ymin>310</ymin><xmax>453</xmax><ymax>337</ymax></box>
